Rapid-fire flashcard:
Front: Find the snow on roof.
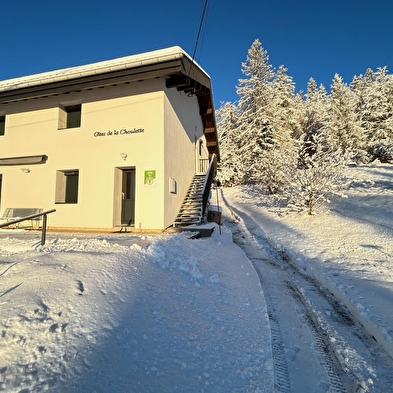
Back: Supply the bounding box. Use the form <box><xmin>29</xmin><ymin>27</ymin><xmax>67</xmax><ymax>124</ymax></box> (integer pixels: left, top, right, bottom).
<box><xmin>0</xmin><ymin>46</ymin><xmax>208</xmax><ymax>93</ymax></box>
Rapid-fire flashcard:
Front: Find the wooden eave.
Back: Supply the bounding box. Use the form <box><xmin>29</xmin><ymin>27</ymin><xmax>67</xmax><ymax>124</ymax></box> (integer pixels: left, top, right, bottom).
<box><xmin>165</xmin><ymin>57</ymin><xmax>220</xmax><ymax>160</ymax></box>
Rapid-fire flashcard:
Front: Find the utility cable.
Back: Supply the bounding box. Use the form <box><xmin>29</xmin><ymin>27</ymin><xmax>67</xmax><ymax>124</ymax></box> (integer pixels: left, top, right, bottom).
<box><xmin>186</xmin><ymin>0</ymin><xmax>210</xmax><ymax>85</ymax></box>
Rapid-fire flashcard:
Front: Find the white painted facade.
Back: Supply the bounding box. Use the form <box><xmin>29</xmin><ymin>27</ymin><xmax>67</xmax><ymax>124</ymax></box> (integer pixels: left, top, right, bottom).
<box><xmin>0</xmin><ymin>47</ymin><xmax>219</xmax><ymax>231</ymax></box>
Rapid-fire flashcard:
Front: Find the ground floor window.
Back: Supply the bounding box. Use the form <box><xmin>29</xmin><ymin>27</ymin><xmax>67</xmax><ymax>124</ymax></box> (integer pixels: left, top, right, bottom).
<box><xmin>55</xmin><ymin>170</ymin><xmax>79</xmax><ymax>204</ymax></box>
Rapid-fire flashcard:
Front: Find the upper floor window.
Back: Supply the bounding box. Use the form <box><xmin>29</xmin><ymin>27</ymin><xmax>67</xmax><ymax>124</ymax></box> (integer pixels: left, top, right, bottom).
<box><xmin>0</xmin><ymin>115</ymin><xmax>5</xmax><ymax>136</ymax></box>
<box><xmin>58</xmin><ymin>104</ymin><xmax>81</xmax><ymax>129</ymax></box>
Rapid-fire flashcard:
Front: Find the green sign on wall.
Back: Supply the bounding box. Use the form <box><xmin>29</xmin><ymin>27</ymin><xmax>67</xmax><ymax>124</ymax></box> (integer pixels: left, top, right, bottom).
<box><xmin>144</xmin><ymin>170</ymin><xmax>156</xmax><ymax>186</ymax></box>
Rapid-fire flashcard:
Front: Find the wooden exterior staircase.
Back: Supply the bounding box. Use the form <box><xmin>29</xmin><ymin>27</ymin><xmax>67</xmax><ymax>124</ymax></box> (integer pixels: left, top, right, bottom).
<box><xmin>174</xmin><ymin>174</ymin><xmax>206</xmax><ymax>226</ymax></box>
<box><xmin>174</xmin><ymin>154</ymin><xmax>217</xmax><ymax>228</ymax></box>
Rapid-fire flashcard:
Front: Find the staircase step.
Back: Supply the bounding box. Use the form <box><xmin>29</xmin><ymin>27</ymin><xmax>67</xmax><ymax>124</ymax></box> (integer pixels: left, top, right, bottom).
<box><xmin>177</xmin><ymin>211</ymin><xmax>202</xmax><ymax>217</ymax></box>
<box><xmin>180</xmin><ymin>203</ymin><xmax>202</xmax><ymax>210</ymax></box>
<box><xmin>180</xmin><ymin>205</ymin><xmax>202</xmax><ymax>210</ymax></box>
<box><xmin>179</xmin><ymin>211</ymin><xmax>202</xmax><ymax>215</ymax></box>
<box><xmin>185</xmin><ymin>192</ymin><xmax>203</xmax><ymax>197</ymax></box>
<box><xmin>178</xmin><ymin>216</ymin><xmax>201</xmax><ymax>220</ymax></box>
<box><xmin>175</xmin><ymin>216</ymin><xmax>201</xmax><ymax>222</ymax></box>
<box><xmin>179</xmin><ymin>212</ymin><xmax>202</xmax><ymax>217</ymax></box>
<box><xmin>183</xmin><ymin>197</ymin><xmax>202</xmax><ymax>202</ymax></box>
<box><xmin>179</xmin><ymin>210</ymin><xmax>202</xmax><ymax>215</ymax></box>
<box><xmin>183</xmin><ymin>197</ymin><xmax>202</xmax><ymax>201</ymax></box>
<box><xmin>175</xmin><ymin>218</ymin><xmax>201</xmax><ymax>224</ymax></box>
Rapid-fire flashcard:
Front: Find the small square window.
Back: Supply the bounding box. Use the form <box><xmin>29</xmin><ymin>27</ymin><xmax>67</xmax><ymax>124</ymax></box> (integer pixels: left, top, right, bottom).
<box><xmin>58</xmin><ymin>104</ymin><xmax>81</xmax><ymax>129</ymax></box>
<box><xmin>0</xmin><ymin>115</ymin><xmax>5</xmax><ymax>136</ymax></box>
<box><xmin>55</xmin><ymin>170</ymin><xmax>79</xmax><ymax>204</ymax></box>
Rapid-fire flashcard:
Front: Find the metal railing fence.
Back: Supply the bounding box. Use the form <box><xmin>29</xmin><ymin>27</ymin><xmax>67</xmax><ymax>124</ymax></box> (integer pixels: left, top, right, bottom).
<box><xmin>0</xmin><ymin>209</ymin><xmax>56</xmax><ymax>246</ymax></box>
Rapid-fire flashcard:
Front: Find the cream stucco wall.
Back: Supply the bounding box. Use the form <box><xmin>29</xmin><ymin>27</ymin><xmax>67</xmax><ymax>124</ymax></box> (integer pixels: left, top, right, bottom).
<box><xmin>0</xmin><ymin>77</ymin><xmax>203</xmax><ymax>230</ymax></box>
<box><xmin>162</xmin><ymin>89</ymin><xmax>207</xmax><ymax>228</ymax></box>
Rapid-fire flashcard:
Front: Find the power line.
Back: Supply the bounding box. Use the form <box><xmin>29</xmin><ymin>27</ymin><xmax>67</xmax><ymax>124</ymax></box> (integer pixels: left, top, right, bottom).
<box><xmin>187</xmin><ymin>0</ymin><xmax>210</xmax><ymax>83</ymax></box>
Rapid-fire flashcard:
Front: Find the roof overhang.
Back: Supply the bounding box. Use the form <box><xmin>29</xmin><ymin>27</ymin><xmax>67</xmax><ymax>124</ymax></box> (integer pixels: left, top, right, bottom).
<box><xmin>0</xmin><ymin>47</ymin><xmax>219</xmax><ymax>158</ymax></box>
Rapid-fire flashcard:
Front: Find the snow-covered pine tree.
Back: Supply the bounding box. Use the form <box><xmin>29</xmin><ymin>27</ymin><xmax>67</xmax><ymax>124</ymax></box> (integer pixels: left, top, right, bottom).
<box><xmin>215</xmin><ymin>102</ymin><xmax>242</xmax><ymax>185</ymax></box>
<box><xmin>305</xmin><ymin>78</ymin><xmax>328</xmax><ymax>110</ymax></box>
<box><xmin>283</xmin><ymin>132</ymin><xmax>349</xmax><ymax>215</ymax></box>
<box><xmin>235</xmin><ymin>39</ymin><xmax>296</xmax><ymax>193</ymax></box>
<box><xmin>306</xmin><ymin>77</ymin><xmax>318</xmax><ymax>98</ymax></box>
<box><xmin>352</xmin><ymin>67</ymin><xmax>393</xmax><ymax>145</ymax></box>
<box><xmin>301</xmin><ymin>78</ymin><xmax>330</xmax><ymax>142</ymax></box>
<box><xmin>325</xmin><ymin>74</ymin><xmax>365</xmax><ymax>157</ymax></box>
<box><xmin>235</xmin><ymin>39</ymin><xmax>277</xmax><ymax>187</ymax></box>
<box><xmin>271</xmin><ymin>65</ymin><xmax>299</xmax><ymax>142</ymax></box>
<box><xmin>351</xmin><ymin>68</ymin><xmax>393</xmax><ymax>162</ymax></box>
<box><xmin>236</xmin><ymin>39</ymin><xmax>275</xmax><ymax>115</ymax></box>
<box><xmin>280</xmin><ymin>77</ymin><xmax>351</xmax><ymax>214</ymax></box>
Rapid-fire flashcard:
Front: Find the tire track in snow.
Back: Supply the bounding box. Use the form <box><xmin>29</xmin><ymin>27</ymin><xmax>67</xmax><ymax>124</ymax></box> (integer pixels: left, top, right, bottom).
<box><xmin>285</xmin><ymin>280</ymin><xmax>347</xmax><ymax>393</ymax></box>
<box><xmin>250</xmin><ymin>254</ymin><xmax>291</xmax><ymax>393</ymax></box>
<box><xmin>282</xmin><ymin>259</ymin><xmax>393</xmax><ymax>393</ymax></box>
<box><xmin>222</xmin><ymin>193</ymin><xmax>393</xmax><ymax>392</ymax></box>
<box><xmin>223</xmin><ymin>204</ymin><xmax>352</xmax><ymax>392</ymax></box>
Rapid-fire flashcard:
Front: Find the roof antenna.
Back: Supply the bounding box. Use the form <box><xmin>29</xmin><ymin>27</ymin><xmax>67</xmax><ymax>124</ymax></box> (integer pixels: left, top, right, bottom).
<box><xmin>186</xmin><ymin>0</ymin><xmax>210</xmax><ymax>93</ymax></box>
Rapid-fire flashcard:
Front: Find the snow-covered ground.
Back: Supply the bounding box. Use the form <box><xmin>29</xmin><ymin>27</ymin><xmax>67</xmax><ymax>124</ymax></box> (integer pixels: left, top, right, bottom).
<box><xmin>1</xmin><ymin>163</ymin><xmax>393</xmax><ymax>392</ymax></box>
<box><xmin>0</xmin><ymin>225</ymin><xmax>272</xmax><ymax>392</ymax></box>
<box><xmin>222</xmin><ymin>163</ymin><xmax>393</xmax><ymax>389</ymax></box>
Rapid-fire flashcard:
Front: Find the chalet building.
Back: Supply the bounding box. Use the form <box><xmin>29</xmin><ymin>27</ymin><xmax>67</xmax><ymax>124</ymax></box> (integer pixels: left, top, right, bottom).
<box><xmin>0</xmin><ymin>46</ymin><xmax>219</xmax><ymax>231</ymax></box>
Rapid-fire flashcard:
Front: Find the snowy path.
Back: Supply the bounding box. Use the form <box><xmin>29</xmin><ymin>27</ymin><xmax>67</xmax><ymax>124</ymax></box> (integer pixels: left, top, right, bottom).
<box><xmin>221</xmin><ymin>176</ymin><xmax>393</xmax><ymax>393</ymax></box>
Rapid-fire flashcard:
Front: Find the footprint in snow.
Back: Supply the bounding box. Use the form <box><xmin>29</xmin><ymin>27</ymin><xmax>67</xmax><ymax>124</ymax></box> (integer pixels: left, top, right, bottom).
<box><xmin>77</xmin><ymin>280</ymin><xmax>85</xmax><ymax>295</ymax></box>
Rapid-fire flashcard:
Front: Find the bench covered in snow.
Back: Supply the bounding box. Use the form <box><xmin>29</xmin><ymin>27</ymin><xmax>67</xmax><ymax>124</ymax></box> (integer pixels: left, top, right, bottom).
<box><xmin>0</xmin><ymin>208</ymin><xmax>44</xmax><ymax>228</ymax></box>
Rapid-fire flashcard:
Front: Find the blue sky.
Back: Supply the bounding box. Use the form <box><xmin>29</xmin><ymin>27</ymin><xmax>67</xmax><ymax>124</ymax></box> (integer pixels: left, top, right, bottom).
<box><xmin>1</xmin><ymin>0</ymin><xmax>393</xmax><ymax>108</ymax></box>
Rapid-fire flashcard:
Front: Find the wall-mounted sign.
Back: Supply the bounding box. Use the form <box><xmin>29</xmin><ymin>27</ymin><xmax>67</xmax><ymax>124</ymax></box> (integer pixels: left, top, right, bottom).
<box><xmin>144</xmin><ymin>170</ymin><xmax>156</xmax><ymax>186</ymax></box>
<box><xmin>93</xmin><ymin>128</ymin><xmax>144</xmax><ymax>137</ymax></box>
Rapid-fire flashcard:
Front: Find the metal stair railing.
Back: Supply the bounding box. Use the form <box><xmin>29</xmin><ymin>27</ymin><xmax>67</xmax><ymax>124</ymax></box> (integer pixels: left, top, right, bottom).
<box><xmin>201</xmin><ymin>154</ymin><xmax>217</xmax><ymax>219</ymax></box>
<box><xmin>0</xmin><ymin>209</ymin><xmax>56</xmax><ymax>245</ymax></box>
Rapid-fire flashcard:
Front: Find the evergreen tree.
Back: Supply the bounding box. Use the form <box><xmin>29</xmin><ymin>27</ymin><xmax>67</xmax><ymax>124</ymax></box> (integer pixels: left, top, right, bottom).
<box><xmin>325</xmin><ymin>74</ymin><xmax>365</xmax><ymax>156</ymax></box>
<box><xmin>216</xmin><ymin>39</ymin><xmax>393</xmax><ymax>212</ymax></box>
<box><xmin>304</xmin><ymin>78</ymin><xmax>329</xmax><ymax>126</ymax></box>
<box><xmin>235</xmin><ymin>40</ymin><xmax>277</xmax><ymax>187</ymax></box>
<box><xmin>352</xmin><ymin>67</ymin><xmax>393</xmax><ymax>143</ymax></box>
<box><xmin>236</xmin><ymin>39</ymin><xmax>275</xmax><ymax>115</ymax></box>
<box><xmin>235</xmin><ymin>40</ymin><xmax>296</xmax><ymax>192</ymax></box>
<box><xmin>283</xmin><ymin>132</ymin><xmax>349</xmax><ymax>215</ymax></box>
<box><xmin>215</xmin><ymin>102</ymin><xmax>242</xmax><ymax>185</ymax></box>
<box><xmin>271</xmin><ymin>65</ymin><xmax>298</xmax><ymax>143</ymax></box>
<box><xmin>299</xmin><ymin>78</ymin><xmax>329</xmax><ymax>156</ymax></box>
